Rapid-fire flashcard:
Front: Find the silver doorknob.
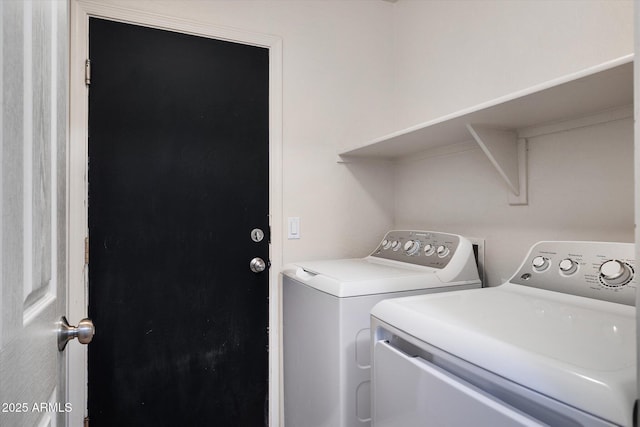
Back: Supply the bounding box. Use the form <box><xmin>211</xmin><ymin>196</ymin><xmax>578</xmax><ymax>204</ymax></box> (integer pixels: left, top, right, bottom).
<box><xmin>250</xmin><ymin>257</ymin><xmax>267</xmax><ymax>273</ymax></box>
<box><xmin>58</xmin><ymin>316</ymin><xmax>95</xmax><ymax>351</ymax></box>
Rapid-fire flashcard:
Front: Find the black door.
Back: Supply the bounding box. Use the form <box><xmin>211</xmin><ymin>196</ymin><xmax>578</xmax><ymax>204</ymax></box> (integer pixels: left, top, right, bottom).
<box><xmin>87</xmin><ymin>18</ymin><xmax>269</xmax><ymax>426</ymax></box>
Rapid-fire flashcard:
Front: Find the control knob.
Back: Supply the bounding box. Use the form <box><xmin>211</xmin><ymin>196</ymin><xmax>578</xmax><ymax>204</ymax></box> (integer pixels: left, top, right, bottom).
<box><xmin>424</xmin><ymin>244</ymin><xmax>435</xmax><ymax>256</ymax></box>
<box><xmin>599</xmin><ymin>260</ymin><xmax>633</xmax><ymax>288</ymax></box>
<box><xmin>532</xmin><ymin>256</ymin><xmax>550</xmax><ymax>272</ymax></box>
<box><xmin>381</xmin><ymin>239</ymin><xmax>392</xmax><ymax>250</ymax></box>
<box><xmin>436</xmin><ymin>245</ymin><xmax>450</xmax><ymax>258</ymax></box>
<box><xmin>559</xmin><ymin>258</ymin><xmax>578</xmax><ymax>275</ymax></box>
<box><xmin>403</xmin><ymin>240</ymin><xmax>420</xmax><ymax>256</ymax></box>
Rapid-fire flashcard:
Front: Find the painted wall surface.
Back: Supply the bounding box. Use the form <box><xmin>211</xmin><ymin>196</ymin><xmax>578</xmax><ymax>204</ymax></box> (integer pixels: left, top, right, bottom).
<box><xmin>392</xmin><ymin>0</ymin><xmax>634</xmax><ymax>128</ymax></box>
<box><xmin>96</xmin><ymin>0</ymin><xmax>397</xmax><ymax>263</ymax></box>
<box><xmin>390</xmin><ymin>0</ymin><xmax>634</xmax><ymax>285</ymax></box>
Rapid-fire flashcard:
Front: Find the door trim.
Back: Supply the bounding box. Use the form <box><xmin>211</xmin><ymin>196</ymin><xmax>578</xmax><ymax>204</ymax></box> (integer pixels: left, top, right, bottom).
<box><xmin>68</xmin><ymin>1</ymin><xmax>283</xmax><ymax>425</ymax></box>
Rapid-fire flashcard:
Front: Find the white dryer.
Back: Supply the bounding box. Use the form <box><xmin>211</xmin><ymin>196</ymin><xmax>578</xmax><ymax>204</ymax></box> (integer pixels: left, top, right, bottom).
<box><xmin>371</xmin><ymin>241</ymin><xmax>636</xmax><ymax>427</ymax></box>
<box><xmin>282</xmin><ymin>230</ymin><xmax>481</xmax><ymax>427</ymax></box>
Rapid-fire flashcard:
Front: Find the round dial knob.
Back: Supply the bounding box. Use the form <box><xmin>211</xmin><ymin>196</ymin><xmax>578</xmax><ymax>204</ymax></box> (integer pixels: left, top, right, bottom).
<box><xmin>559</xmin><ymin>258</ymin><xmax>578</xmax><ymax>275</ymax></box>
<box><xmin>424</xmin><ymin>244</ymin><xmax>435</xmax><ymax>256</ymax></box>
<box><xmin>599</xmin><ymin>260</ymin><xmax>633</xmax><ymax>287</ymax></box>
<box><xmin>532</xmin><ymin>256</ymin><xmax>550</xmax><ymax>272</ymax></box>
<box><xmin>436</xmin><ymin>245</ymin><xmax>449</xmax><ymax>258</ymax></box>
<box><xmin>403</xmin><ymin>240</ymin><xmax>420</xmax><ymax>256</ymax></box>
<box><xmin>381</xmin><ymin>239</ymin><xmax>392</xmax><ymax>250</ymax></box>
<box><xmin>391</xmin><ymin>240</ymin><xmax>400</xmax><ymax>251</ymax></box>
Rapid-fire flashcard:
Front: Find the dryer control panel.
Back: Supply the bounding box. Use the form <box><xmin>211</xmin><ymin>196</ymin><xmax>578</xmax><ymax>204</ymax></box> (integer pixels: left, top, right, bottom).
<box><xmin>510</xmin><ymin>241</ymin><xmax>636</xmax><ymax>306</ymax></box>
<box><xmin>370</xmin><ymin>230</ymin><xmax>461</xmax><ymax>269</ymax></box>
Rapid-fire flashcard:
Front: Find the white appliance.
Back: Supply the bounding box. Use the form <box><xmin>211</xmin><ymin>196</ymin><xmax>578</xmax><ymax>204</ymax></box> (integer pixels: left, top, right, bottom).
<box><xmin>282</xmin><ymin>230</ymin><xmax>481</xmax><ymax>427</ymax></box>
<box><xmin>371</xmin><ymin>241</ymin><xmax>637</xmax><ymax>427</ymax></box>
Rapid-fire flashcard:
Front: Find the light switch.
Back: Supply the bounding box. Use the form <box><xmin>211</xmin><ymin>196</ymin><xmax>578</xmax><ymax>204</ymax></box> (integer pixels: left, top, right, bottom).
<box><xmin>288</xmin><ymin>217</ymin><xmax>300</xmax><ymax>239</ymax></box>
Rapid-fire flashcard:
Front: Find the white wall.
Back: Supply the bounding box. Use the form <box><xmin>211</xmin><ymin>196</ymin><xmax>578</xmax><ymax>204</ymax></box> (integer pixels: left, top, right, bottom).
<box><xmin>97</xmin><ymin>0</ymin><xmax>398</xmax><ymax>262</ymax></box>
<box><xmin>389</xmin><ymin>0</ymin><xmax>634</xmax><ymax>285</ymax></box>
<box><xmin>392</xmin><ymin>0</ymin><xmax>634</xmax><ymax>129</ymax></box>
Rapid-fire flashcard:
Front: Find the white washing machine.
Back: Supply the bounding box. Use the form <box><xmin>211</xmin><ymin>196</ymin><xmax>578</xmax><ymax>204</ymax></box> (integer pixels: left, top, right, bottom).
<box><xmin>282</xmin><ymin>230</ymin><xmax>482</xmax><ymax>427</ymax></box>
<box><xmin>371</xmin><ymin>241</ymin><xmax>636</xmax><ymax>427</ymax></box>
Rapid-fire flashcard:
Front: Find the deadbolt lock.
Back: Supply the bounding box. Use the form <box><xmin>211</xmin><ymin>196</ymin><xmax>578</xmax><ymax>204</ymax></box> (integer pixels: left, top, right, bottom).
<box><xmin>251</xmin><ymin>228</ymin><xmax>265</xmax><ymax>243</ymax></box>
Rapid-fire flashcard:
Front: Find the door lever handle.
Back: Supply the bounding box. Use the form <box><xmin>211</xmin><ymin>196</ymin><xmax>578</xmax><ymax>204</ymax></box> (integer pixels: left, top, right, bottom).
<box><xmin>58</xmin><ymin>316</ymin><xmax>95</xmax><ymax>351</ymax></box>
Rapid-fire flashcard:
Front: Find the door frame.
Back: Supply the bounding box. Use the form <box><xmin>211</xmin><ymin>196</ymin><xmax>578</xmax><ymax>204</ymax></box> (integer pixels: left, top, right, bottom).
<box><xmin>68</xmin><ymin>1</ymin><xmax>283</xmax><ymax>425</ymax></box>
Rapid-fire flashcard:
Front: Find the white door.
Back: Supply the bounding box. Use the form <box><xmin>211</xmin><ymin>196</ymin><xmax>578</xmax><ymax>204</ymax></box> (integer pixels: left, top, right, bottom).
<box><xmin>0</xmin><ymin>1</ymin><xmax>73</xmax><ymax>426</ymax></box>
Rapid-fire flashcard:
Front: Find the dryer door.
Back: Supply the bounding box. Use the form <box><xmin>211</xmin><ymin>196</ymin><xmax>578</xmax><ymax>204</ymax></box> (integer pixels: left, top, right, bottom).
<box><xmin>372</xmin><ymin>341</ymin><xmax>542</xmax><ymax>427</ymax></box>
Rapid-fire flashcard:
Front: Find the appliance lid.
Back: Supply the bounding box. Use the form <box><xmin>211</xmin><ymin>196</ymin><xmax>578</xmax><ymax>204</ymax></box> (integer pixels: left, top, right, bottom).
<box><xmin>294</xmin><ymin>258</ymin><xmax>433</xmax><ymax>281</ymax></box>
<box><xmin>371</xmin><ymin>283</ymin><xmax>636</xmax><ymax>426</ymax></box>
<box><xmin>283</xmin><ymin>258</ymin><xmax>477</xmax><ymax>297</ymax></box>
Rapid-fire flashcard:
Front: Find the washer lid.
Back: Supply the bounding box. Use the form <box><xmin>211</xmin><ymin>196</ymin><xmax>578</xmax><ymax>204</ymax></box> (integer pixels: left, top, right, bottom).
<box><xmin>371</xmin><ymin>283</ymin><xmax>636</xmax><ymax>426</ymax></box>
<box><xmin>283</xmin><ymin>258</ymin><xmax>462</xmax><ymax>297</ymax></box>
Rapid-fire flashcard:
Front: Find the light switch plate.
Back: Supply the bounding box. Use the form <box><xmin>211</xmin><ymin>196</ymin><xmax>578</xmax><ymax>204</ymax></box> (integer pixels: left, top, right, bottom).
<box><xmin>288</xmin><ymin>217</ymin><xmax>300</xmax><ymax>239</ymax></box>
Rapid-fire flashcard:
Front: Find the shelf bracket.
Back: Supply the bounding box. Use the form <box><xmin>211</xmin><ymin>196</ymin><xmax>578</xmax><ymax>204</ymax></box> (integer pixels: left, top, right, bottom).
<box><xmin>466</xmin><ymin>124</ymin><xmax>528</xmax><ymax>205</ymax></box>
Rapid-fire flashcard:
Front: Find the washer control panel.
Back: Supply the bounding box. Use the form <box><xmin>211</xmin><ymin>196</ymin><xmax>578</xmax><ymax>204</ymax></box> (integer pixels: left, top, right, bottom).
<box><xmin>370</xmin><ymin>230</ymin><xmax>460</xmax><ymax>269</ymax></box>
<box><xmin>511</xmin><ymin>241</ymin><xmax>636</xmax><ymax>306</ymax></box>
